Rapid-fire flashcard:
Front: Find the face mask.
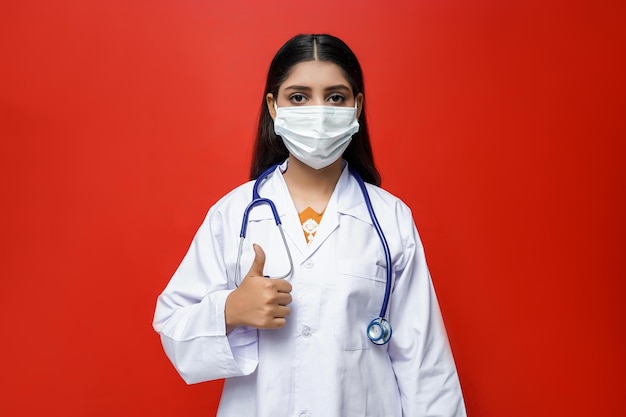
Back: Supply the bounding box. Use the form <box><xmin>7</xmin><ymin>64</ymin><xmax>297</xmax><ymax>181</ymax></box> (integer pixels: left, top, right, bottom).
<box><xmin>273</xmin><ymin>104</ymin><xmax>360</xmax><ymax>170</ymax></box>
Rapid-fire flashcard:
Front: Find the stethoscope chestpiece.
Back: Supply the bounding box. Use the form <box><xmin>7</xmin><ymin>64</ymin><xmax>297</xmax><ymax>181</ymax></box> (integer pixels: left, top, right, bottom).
<box><xmin>367</xmin><ymin>317</ymin><xmax>392</xmax><ymax>345</ymax></box>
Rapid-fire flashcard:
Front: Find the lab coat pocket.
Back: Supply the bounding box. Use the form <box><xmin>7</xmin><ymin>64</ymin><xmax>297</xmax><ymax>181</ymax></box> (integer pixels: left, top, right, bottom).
<box><xmin>334</xmin><ymin>260</ymin><xmax>386</xmax><ymax>350</ymax></box>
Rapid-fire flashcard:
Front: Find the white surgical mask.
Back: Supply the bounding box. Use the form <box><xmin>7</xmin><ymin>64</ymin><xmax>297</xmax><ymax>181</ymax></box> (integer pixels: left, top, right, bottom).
<box><xmin>274</xmin><ymin>104</ymin><xmax>360</xmax><ymax>170</ymax></box>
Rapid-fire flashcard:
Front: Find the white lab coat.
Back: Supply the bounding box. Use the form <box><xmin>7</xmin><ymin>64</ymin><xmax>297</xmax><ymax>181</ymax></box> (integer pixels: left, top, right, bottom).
<box><xmin>153</xmin><ymin>161</ymin><xmax>466</xmax><ymax>417</ymax></box>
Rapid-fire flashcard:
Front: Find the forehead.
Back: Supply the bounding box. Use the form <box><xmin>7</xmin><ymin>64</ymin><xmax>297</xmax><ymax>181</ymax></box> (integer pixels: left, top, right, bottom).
<box><xmin>279</xmin><ymin>60</ymin><xmax>350</xmax><ymax>90</ymax></box>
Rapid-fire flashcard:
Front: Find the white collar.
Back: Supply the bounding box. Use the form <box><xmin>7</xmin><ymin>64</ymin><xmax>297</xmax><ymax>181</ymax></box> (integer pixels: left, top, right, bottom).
<box><xmin>246</xmin><ymin>159</ymin><xmax>372</xmax><ymax>225</ymax></box>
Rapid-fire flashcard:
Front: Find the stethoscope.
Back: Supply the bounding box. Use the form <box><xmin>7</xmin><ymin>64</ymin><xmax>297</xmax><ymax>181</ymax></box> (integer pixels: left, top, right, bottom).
<box><xmin>235</xmin><ymin>164</ymin><xmax>393</xmax><ymax>345</ymax></box>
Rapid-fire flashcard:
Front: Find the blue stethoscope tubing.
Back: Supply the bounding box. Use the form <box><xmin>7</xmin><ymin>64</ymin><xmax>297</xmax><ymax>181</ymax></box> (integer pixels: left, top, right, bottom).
<box><xmin>235</xmin><ymin>166</ymin><xmax>294</xmax><ymax>285</ymax></box>
<box><xmin>236</xmin><ymin>164</ymin><xmax>393</xmax><ymax>345</ymax></box>
<box><xmin>350</xmin><ymin>168</ymin><xmax>393</xmax><ymax>345</ymax></box>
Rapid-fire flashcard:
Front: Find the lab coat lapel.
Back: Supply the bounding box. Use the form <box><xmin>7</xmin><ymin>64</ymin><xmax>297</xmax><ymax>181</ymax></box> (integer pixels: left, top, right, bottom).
<box><xmin>263</xmin><ymin>166</ymin><xmax>308</xmax><ymax>258</ymax></box>
<box><xmin>306</xmin><ymin>166</ymin><xmax>369</xmax><ymax>255</ymax></box>
<box><xmin>260</xmin><ymin>163</ymin><xmax>371</xmax><ymax>259</ymax></box>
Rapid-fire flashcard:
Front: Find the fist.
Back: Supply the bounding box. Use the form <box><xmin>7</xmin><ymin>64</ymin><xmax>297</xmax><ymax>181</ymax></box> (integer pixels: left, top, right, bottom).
<box><xmin>225</xmin><ymin>244</ymin><xmax>293</xmax><ymax>331</ymax></box>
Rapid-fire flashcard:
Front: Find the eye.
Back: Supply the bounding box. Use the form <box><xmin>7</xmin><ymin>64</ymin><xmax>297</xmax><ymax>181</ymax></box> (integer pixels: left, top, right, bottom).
<box><xmin>289</xmin><ymin>94</ymin><xmax>308</xmax><ymax>104</ymax></box>
<box><xmin>327</xmin><ymin>94</ymin><xmax>345</xmax><ymax>104</ymax></box>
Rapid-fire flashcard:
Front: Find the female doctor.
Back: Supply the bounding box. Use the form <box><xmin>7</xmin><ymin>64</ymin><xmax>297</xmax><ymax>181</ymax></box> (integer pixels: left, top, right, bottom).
<box><xmin>153</xmin><ymin>34</ymin><xmax>466</xmax><ymax>417</ymax></box>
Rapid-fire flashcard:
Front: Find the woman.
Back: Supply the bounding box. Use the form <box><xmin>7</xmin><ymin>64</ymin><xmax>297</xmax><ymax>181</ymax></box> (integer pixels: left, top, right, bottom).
<box><xmin>153</xmin><ymin>34</ymin><xmax>466</xmax><ymax>417</ymax></box>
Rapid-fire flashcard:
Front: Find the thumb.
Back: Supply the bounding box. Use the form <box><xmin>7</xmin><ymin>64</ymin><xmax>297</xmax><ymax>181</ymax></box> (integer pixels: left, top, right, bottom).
<box><xmin>247</xmin><ymin>243</ymin><xmax>266</xmax><ymax>277</ymax></box>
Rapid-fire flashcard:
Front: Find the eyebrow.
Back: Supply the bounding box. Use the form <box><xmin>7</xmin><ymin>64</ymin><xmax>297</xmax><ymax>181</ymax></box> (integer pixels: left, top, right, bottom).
<box><xmin>325</xmin><ymin>84</ymin><xmax>351</xmax><ymax>93</ymax></box>
<box><xmin>283</xmin><ymin>84</ymin><xmax>352</xmax><ymax>92</ymax></box>
<box><xmin>283</xmin><ymin>85</ymin><xmax>311</xmax><ymax>92</ymax></box>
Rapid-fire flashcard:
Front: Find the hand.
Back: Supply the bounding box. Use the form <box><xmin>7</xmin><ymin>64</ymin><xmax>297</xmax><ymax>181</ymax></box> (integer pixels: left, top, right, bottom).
<box><xmin>225</xmin><ymin>244</ymin><xmax>292</xmax><ymax>332</ymax></box>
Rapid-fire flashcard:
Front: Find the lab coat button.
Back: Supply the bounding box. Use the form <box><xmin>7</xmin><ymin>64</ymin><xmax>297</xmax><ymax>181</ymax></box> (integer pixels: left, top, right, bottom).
<box><xmin>303</xmin><ymin>260</ymin><xmax>313</xmax><ymax>269</ymax></box>
<box><xmin>302</xmin><ymin>326</ymin><xmax>312</xmax><ymax>338</ymax></box>
<box><xmin>298</xmin><ymin>412</ymin><xmax>310</xmax><ymax>417</ymax></box>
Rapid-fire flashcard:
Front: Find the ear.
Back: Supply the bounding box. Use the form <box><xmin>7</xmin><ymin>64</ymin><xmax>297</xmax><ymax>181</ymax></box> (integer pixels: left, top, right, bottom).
<box><xmin>266</xmin><ymin>93</ymin><xmax>277</xmax><ymax>120</ymax></box>
<box><xmin>356</xmin><ymin>93</ymin><xmax>364</xmax><ymax>119</ymax></box>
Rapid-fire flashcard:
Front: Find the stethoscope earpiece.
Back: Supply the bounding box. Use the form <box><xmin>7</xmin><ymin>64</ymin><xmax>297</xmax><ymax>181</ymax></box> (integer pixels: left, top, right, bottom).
<box><xmin>367</xmin><ymin>317</ymin><xmax>392</xmax><ymax>345</ymax></box>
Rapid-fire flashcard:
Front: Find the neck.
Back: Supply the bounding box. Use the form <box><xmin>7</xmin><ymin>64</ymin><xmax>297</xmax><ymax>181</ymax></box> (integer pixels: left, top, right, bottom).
<box><xmin>283</xmin><ymin>156</ymin><xmax>343</xmax><ymax>213</ymax></box>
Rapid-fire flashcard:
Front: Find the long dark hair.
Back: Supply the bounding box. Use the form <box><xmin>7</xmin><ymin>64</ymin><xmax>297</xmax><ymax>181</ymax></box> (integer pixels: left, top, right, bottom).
<box><xmin>249</xmin><ymin>34</ymin><xmax>381</xmax><ymax>186</ymax></box>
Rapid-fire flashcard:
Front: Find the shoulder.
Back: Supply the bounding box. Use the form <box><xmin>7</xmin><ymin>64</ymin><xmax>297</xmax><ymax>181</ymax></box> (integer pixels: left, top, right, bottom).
<box><xmin>191</xmin><ymin>181</ymin><xmax>255</xmax><ymax>232</ymax></box>
<box><xmin>209</xmin><ymin>181</ymin><xmax>255</xmax><ymax>214</ymax></box>
<box><xmin>208</xmin><ymin>164</ymin><xmax>286</xmax><ymax>215</ymax></box>
<box><xmin>359</xmin><ymin>180</ymin><xmax>425</xmax><ymax>252</ymax></box>
<box><xmin>362</xmin><ymin>181</ymin><xmax>414</xmax><ymax>219</ymax></box>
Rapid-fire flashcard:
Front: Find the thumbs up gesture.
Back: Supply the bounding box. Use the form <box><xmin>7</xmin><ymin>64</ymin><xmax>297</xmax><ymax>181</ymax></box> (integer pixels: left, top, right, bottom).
<box><xmin>225</xmin><ymin>244</ymin><xmax>293</xmax><ymax>332</ymax></box>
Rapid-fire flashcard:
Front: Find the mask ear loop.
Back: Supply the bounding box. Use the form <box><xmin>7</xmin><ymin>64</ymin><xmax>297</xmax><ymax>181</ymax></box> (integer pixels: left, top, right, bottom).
<box><xmin>354</xmin><ymin>95</ymin><xmax>362</xmax><ymax>120</ymax></box>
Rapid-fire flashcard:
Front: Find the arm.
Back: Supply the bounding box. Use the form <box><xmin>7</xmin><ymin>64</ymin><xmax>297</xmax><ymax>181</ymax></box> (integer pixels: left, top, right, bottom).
<box><xmin>388</xmin><ymin>204</ymin><xmax>467</xmax><ymax>416</ymax></box>
<box><xmin>153</xmin><ymin>209</ymin><xmax>258</xmax><ymax>384</ymax></box>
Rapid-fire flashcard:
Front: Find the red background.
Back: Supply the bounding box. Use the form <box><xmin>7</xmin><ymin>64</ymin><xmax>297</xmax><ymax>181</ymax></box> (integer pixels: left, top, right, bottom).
<box><xmin>1</xmin><ymin>1</ymin><xmax>625</xmax><ymax>416</ymax></box>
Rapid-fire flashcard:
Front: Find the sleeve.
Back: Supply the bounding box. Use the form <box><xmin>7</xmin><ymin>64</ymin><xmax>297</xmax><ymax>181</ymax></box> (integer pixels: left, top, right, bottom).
<box><xmin>152</xmin><ymin>206</ymin><xmax>259</xmax><ymax>384</ymax></box>
<box><xmin>387</xmin><ymin>202</ymin><xmax>467</xmax><ymax>417</ymax></box>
